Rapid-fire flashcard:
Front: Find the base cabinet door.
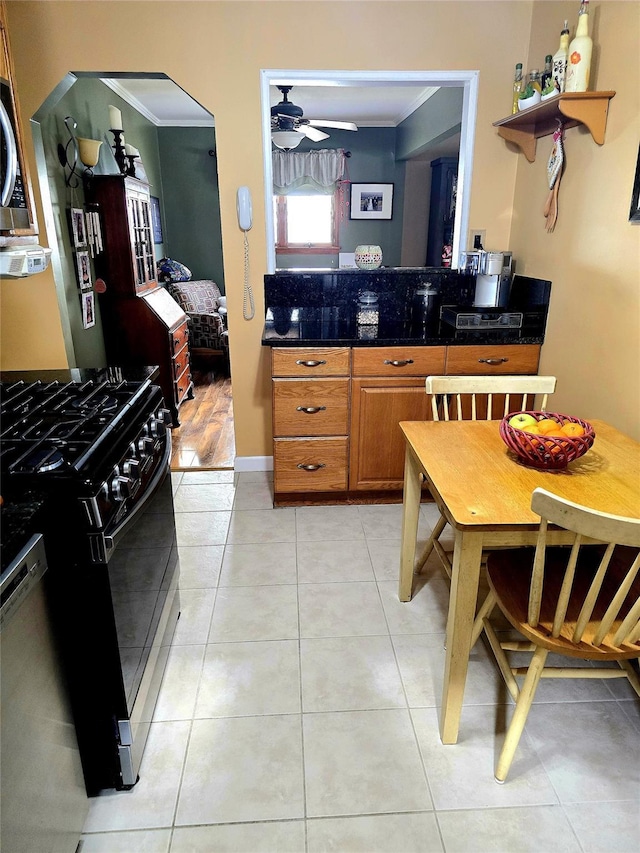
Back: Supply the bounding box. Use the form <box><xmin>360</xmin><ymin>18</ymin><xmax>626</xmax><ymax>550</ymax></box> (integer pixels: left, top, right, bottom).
<box><xmin>350</xmin><ymin>378</ymin><xmax>432</xmax><ymax>491</ymax></box>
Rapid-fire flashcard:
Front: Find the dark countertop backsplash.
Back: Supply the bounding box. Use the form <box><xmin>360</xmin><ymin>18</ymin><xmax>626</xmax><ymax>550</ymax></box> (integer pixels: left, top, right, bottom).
<box><xmin>262</xmin><ymin>268</ymin><xmax>551</xmax><ymax>347</ymax></box>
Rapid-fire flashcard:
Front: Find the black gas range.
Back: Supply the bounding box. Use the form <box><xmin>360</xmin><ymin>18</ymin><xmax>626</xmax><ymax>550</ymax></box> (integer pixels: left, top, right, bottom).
<box><xmin>0</xmin><ymin>368</ymin><xmax>181</xmax><ymax>794</ymax></box>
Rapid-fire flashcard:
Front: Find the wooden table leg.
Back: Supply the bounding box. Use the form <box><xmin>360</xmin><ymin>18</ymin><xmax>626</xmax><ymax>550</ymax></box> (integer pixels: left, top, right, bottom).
<box><xmin>439</xmin><ymin>529</ymin><xmax>484</xmax><ymax>744</ymax></box>
<box><xmin>399</xmin><ymin>446</ymin><xmax>422</xmax><ymax>602</ymax></box>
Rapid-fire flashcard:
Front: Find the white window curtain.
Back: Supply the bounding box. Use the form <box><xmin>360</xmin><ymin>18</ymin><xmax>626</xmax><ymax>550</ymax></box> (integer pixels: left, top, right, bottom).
<box><xmin>272</xmin><ymin>148</ymin><xmax>346</xmax><ymax>195</ymax></box>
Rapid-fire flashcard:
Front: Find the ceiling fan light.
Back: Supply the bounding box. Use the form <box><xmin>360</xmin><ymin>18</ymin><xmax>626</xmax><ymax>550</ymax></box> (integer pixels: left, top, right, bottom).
<box><xmin>272</xmin><ymin>131</ymin><xmax>303</xmax><ymax>150</ymax></box>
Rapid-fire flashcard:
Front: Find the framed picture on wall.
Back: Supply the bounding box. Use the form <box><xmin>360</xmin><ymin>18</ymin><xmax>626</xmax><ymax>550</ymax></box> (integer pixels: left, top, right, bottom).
<box><xmin>69</xmin><ymin>207</ymin><xmax>87</xmax><ymax>248</ymax></box>
<box><xmin>150</xmin><ymin>196</ymin><xmax>163</xmax><ymax>243</ymax></box>
<box><xmin>81</xmin><ymin>292</ymin><xmax>96</xmax><ymax>329</ymax></box>
<box><xmin>349</xmin><ymin>183</ymin><xmax>394</xmax><ymax>220</ymax></box>
<box><xmin>76</xmin><ymin>250</ymin><xmax>92</xmax><ymax>290</ymax></box>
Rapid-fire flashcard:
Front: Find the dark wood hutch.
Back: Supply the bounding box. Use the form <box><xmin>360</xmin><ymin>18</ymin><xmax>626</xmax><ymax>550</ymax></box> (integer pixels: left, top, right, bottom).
<box><xmin>86</xmin><ymin>175</ymin><xmax>193</xmax><ymax>426</ymax></box>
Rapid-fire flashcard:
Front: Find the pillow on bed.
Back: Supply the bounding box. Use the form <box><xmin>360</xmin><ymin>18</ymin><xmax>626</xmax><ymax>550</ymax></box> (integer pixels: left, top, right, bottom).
<box><xmin>156</xmin><ymin>257</ymin><xmax>192</xmax><ymax>283</ymax></box>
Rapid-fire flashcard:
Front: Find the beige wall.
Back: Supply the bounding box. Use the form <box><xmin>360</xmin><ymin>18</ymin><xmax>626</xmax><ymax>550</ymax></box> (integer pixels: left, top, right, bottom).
<box><xmin>2</xmin><ymin>1</ymin><xmax>638</xmax><ymax>453</ymax></box>
<box><xmin>513</xmin><ymin>1</ymin><xmax>640</xmax><ymax>439</ymax></box>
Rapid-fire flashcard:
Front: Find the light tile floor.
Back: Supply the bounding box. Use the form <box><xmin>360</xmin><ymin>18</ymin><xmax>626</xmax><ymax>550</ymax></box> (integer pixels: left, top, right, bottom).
<box><xmin>79</xmin><ymin>471</ymin><xmax>640</xmax><ymax>853</ymax></box>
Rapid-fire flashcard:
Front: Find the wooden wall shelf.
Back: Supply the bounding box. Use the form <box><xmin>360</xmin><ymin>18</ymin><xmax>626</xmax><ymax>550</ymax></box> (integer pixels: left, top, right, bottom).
<box><xmin>493</xmin><ymin>91</ymin><xmax>616</xmax><ymax>162</ymax></box>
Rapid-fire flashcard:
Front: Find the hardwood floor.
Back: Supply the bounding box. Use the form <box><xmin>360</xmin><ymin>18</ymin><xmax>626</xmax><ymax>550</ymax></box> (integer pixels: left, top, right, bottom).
<box><xmin>170</xmin><ymin>366</ymin><xmax>235</xmax><ymax>471</ymax></box>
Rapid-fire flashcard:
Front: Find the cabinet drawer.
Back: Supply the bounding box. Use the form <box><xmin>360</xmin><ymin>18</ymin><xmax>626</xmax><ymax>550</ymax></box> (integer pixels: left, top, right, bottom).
<box><xmin>445</xmin><ymin>344</ymin><xmax>541</xmax><ymax>375</ymax></box>
<box><xmin>171</xmin><ymin>321</ymin><xmax>189</xmax><ymax>355</ymax></box>
<box><xmin>272</xmin><ymin>347</ymin><xmax>350</xmax><ymax>377</ymax></box>
<box><xmin>352</xmin><ymin>346</ymin><xmax>446</xmax><ymax>377</ymax></box>
<box><xmin>174</xmin><ymin>366</ymin><xmax>193</xmax><ymax>406</ymax></box>
<box><xmin>273</xmin><ymin>378</ymin><xmax>349</xmax><ymax>437</ymax></box>
<box><xmin>172</xmin><ymin>344</ymin><xmax>190</xmax><ymax>381</ymax></box>
<box><xmin>274</xmin><ymin>438</ymin><xmax>348</xmax><ymax>493</ymax></box>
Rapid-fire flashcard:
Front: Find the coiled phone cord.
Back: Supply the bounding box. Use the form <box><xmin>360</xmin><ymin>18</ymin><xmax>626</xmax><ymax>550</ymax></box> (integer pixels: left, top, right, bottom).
<box><xmin>243</xmin><ymin>230</ymin><xmax>255</xmax><ymax>320</ymax></box>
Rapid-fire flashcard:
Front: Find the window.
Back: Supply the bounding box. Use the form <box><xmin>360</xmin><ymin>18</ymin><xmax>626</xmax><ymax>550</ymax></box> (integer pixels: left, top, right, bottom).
<box><xmin>274</xmin><ymin>192</ymin><xmax>339</xmax><ymax>253</ymax></box>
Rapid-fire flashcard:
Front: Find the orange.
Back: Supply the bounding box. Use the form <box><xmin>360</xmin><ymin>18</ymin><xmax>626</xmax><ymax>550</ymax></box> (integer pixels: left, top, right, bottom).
<box><xmin>541</xmin><ymin>428</ymin><xmax>566</xmax><ymax>439</ymax></box>
<box><xmin>561</xmin><ymin>422</ymin><xmax>585</xmax><ymax>438</ymax></box>
<box><xmin>536</xmin><ymin>418</ymin><xmax>560</xmax><ymax>434</ymax></box>
<box><xmin>522</xmin><ymin>424</ymin><xmax>540</xmax><ymax>435</ymax></box>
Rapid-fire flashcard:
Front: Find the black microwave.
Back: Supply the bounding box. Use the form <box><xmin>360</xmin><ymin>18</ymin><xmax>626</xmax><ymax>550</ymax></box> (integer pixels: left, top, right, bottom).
<box><xmin>1</xmin><ymin>78</ymin><xmax>30</xmax><ymax>232</ymax></box>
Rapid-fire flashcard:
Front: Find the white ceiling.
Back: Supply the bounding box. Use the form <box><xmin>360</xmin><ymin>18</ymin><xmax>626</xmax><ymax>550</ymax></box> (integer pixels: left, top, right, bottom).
<box><xmin>100</xmin><ymin>76</ymin><xmax>460</xmax><ymax>159</ymax></box>
<box><xmin>102</xmin><ymin>77</ymin><xmax>442</xmax><ymax>128</ymax></box>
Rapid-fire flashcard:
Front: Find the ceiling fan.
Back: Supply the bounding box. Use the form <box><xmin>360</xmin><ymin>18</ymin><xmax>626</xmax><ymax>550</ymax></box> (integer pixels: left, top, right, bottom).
<box><xmin>270</xmin><ymin>86</ymin><xmax>358</xmax><ymax>149</ymax></box>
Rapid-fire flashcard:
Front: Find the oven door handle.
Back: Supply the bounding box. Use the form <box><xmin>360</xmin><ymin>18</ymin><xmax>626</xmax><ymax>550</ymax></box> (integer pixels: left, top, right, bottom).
<box><xmin>102</xmin><ymin>435</ymin><xmax>171</xmax><ymax>558</ymax></box>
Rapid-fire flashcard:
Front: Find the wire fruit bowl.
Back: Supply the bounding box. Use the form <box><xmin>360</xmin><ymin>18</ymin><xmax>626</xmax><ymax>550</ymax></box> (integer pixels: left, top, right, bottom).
<box><xmin>499</xmin><ymin>411</ymin><xmax>596</xmax><ymax>470</ymax></box>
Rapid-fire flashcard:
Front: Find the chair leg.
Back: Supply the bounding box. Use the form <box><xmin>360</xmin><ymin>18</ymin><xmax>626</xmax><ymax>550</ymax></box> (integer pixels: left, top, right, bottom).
<box><xmin>619</xmin><ymin>659</ymin><xmax>640</xmax><ymax>698</ymax></box>
<box><xmin>471</xmin><ymin>590</ymin><xmax>496</xmax><ymax>648</ymax></box>
<box><xmin>495</xmin><ymin>646</ymin><xmax>548</xmax><ymax>784</ymax></box>
<box><xmin>415</xmin><ymin>514</ymin><xmax>447</xmax><ymax>575</ymax></box>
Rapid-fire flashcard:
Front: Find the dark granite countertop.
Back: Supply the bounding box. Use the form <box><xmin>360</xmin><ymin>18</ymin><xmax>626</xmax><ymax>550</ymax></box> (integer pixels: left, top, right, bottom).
<box><xmin>262</xmin><ymin>307</ymin><xmax>547</xmax><ymax>347</ymax></box>
<box><xmin>261</xmin><ymin>269</ymin><xmax>551</xmax><ymax>348</ymax></box>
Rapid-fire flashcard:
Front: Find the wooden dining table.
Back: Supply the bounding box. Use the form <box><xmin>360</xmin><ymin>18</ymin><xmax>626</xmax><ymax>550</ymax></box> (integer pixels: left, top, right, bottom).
<box><xmin>398</xmin><ymin>418</ymin><xmax>640</xmax><ymax>745</ymax></box>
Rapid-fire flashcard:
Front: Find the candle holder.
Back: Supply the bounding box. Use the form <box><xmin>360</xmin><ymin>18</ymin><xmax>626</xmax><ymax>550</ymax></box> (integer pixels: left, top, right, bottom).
<box><xmin>125</xmin><ymin>155</ymin><xmax>137</xmax><ymax>177</ymax></box>
<box><xmin>110</xmin><ymin>128</ymin><xmax>128</xmax><ymax>175</ymax></box>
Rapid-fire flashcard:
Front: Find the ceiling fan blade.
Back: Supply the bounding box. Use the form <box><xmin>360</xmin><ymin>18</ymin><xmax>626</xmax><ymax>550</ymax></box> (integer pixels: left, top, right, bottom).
<box><xmin>308</xmin><ymin>120</ymin><xmax>358</xmax><ymax>132</ymax></box>
<box><xmin>300</xmin><ymin>126</ymin><xmax>330</xmax><ymax>142</ymax></box>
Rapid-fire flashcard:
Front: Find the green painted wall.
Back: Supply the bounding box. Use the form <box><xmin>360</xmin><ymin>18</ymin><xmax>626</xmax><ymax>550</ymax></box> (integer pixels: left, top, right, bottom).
<box><xmin>395</xmin><ymin>88</ymin><xmax>464</xmax><ymax>161</ymax></box>
<box><xmin>40</xmin><ymin>77</ymin><xmax>165</xmax><ymax>367</ymax></box>
<box><xmin>276</xmin><ymin>127</ymin><xmax>405</xmax><ymax>269</ymax></box>
<box><xmin>157</xmin><ymin>126</ymin><xmax>225</xmax><ymax>291</ymax></box>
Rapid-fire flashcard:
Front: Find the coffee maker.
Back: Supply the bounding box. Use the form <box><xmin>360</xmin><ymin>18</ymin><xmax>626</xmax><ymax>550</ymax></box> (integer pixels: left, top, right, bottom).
<box><xmin>459</xmin><ymin>250</ymin><xmax>514</xmax><ymax>308</ymax></box>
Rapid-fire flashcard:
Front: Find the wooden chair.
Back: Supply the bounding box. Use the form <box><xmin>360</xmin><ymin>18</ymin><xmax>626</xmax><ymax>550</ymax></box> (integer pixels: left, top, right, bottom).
<box><xmin>473</xmin><ymin>487</ymin><xmax>640</xmax><ymax>783</ymax></box>
<box><xmin>416</xmin><ymin>374</ymin><xmax>557</xmax><ymax>577</ymax></box>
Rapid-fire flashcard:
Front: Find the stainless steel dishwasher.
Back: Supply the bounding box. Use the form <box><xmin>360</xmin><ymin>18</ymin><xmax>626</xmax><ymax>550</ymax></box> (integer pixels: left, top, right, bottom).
<box><xmin>0</xmin><ymin>534</ymin><xmax>89</xmax><ymax>853</ymax></box>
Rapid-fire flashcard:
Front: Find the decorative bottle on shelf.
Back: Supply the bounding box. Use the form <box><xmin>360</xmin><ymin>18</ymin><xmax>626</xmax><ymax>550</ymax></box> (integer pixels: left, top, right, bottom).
<box><xmin>527</xmin><ymin>69</ymin><xmax>542</xmax><ymax>93</ymax></box>
<box><xmin>565</xmin><ymin>0</ymin><xmax>593</xmax><ymax>92</ymax></box>
<box><xmin>552</xmin><ymin>20</ymin><xmax>570</xmax><ymax>93</ymax></box>
<box><xmin>511</xmin><ymin>63</ymin><xmax>523</xmax><ymax>114</ymax></box>
<box><xmin>541</xmin><ymin>55</ymin><xmax>553</xmax><ymax>91</ymax></box>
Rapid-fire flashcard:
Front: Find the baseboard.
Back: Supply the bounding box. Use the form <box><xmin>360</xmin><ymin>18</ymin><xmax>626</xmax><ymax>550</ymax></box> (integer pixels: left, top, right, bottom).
<box><xmin>234</xmin><ymin>455</ymin><xmax>274</xmax><ymax>473</ymax></box>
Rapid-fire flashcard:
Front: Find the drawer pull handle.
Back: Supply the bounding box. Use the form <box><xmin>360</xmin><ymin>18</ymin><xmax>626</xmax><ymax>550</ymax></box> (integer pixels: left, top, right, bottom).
<box><xmin>297</xmin><ymin>463</ymin><xmax>326</xmax><ymax>472</ymax></box>
<box><xmin>296</xmin><ymin>406</ymin><xmax>326</xmax><ymax>414</ymax></box>
<box><xmin>295</xmin><ymin>359</ymin><xmax>327</xmax><ymax>367</ymax></box>
<box><xmin>478</xmin><ymin>357</ymin><xmax>509</xmax><ymax>365</ymax></box>
<box><xmin>384</xmin><ymin>359</ymin><xmax>414</xmax><ymax>367</ymax></box>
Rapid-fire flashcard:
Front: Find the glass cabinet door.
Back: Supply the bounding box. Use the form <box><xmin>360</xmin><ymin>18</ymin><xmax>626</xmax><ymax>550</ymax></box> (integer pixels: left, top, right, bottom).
<box><xmin>126</xmin><ymin>188</ymin><xmax>156</xmax><ymax>292</ymax></box>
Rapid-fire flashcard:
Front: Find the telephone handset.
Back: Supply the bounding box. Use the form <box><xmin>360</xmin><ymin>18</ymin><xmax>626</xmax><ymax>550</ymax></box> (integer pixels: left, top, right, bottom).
<box><xmin>237</xmin><ymin>186</ymin><xmax>253</xmax><ymax>231</ymax></box>
<box><xmin>237</xmin><ymin>186</ymin><xmax>255</xmax><ymax>319</ymax></box>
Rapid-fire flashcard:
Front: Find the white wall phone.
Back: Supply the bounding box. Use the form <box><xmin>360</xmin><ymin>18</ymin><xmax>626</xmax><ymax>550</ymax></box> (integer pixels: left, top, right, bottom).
<box><xmin>237</xmin><ymin>185</ymin><xmax>253</xmax><ymax>231</ymax></box>
<box><xmin>237</xmin><ymin>186</ymin><xmax>255</xmax><ymax>319</ymax></box>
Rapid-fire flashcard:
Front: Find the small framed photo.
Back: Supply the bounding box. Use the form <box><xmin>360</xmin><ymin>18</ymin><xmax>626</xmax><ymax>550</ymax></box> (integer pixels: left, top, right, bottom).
<box><xmin>81</xmin><ymin>291</ymin><xmax>96</xmax><ymax>329</ymax></box>
<box><xmin>349</xmin><ymin>183</ymin><xmax>394</xmax><ymax>220</ymax></box>
<box><xmin>150</xmin><ymin>195</ymin><xmax>163</xmax><ymax>243</ymax></box>
<box><xmin>70</xmin><ymin>207</ymin><xmax>87</xmax><ymax>248</ymax></box>
<box><xmin>76</xmin><ymin>250</ymin><xmax>92</xmax><ymax>290</ymax></box>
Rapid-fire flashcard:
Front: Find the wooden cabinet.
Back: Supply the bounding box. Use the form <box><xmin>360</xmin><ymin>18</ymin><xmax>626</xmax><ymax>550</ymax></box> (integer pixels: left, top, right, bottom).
<box><xmin>425</xmin><ymin>157</ymin><xmax>458</xmax><ymax>267</ymax></box>
<box><xmin>87</xmin><ymin>176</ymin><xmax>193</xmax><ymax>425</ymax></box>
<box><xmin>272</xmin><ymin>346</ymin><xmax>350</xmax><ymax>377</ymax></box>
<box><xmin>272</xmin><ymin>348</ymin><xmax>350</xmax><ymax>495</ymax></box>
<box><xmin>350</xmin><ymin>378</ymin><xmax>432</xmax><ymax>491</ymax></box>
<box><xmin>0</xmin><ymin>1</ymin><xmax>38</xmax><ymax>240</ymax></box>
<box><xmin>445</xmin><ymin>344</ymin><xmax>540</xmax><ymax>375</ymax></box>
<box><xmin>270</xmin><ymin>343</ymin><xmax>541</xmax><ymax>503</ymax></box>
<box><xmin>350</xmin><ymin>346</ymin><xmax>446</xmax><ymax>491</ymax></box>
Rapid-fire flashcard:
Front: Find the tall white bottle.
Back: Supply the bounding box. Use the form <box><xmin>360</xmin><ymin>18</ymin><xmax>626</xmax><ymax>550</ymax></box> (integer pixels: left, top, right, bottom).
<box><xmin>552</xmin><ymin>20</ymin><xmax>570</xmax><ymax>93</ymax></box>
<box><xmin>565</xmin><ymin>0</ymin><xmax>593</xmax><ymax>92</ymax></box>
